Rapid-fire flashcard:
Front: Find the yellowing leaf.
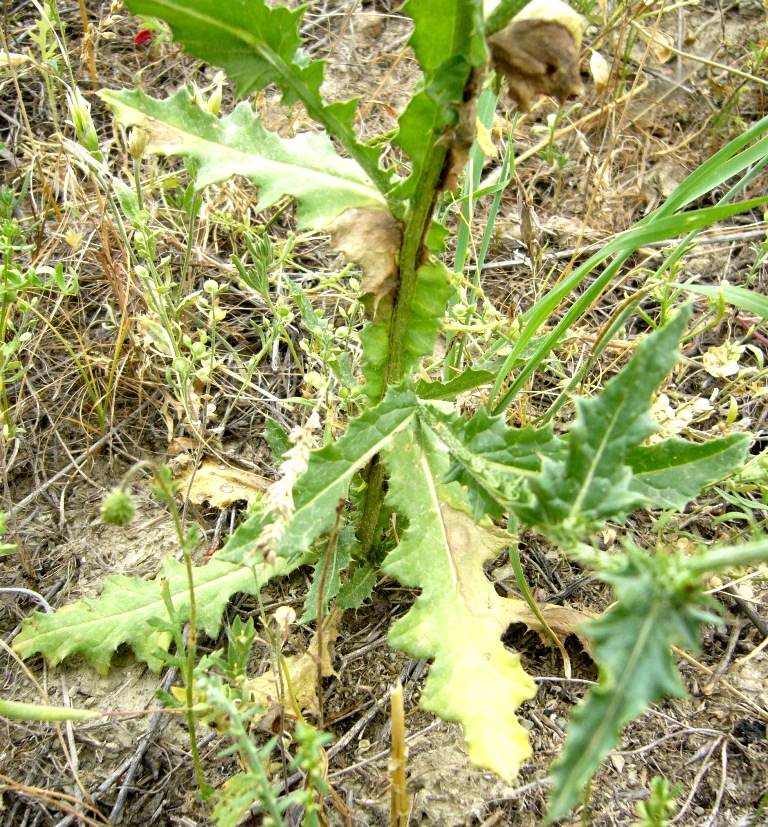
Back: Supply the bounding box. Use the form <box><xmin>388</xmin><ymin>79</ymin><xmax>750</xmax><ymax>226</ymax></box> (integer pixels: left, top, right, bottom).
<box><xmin>0</xmin><ymin>52</ymin><xmax>32</xmax><ymax>68</ymax></box>
<box><xmin>383</xmin><ymin>429</ymin><xmax>537</xmax><ymax>782</ymax></box>
<box><xmin>633</xmin><ymin>22</ymin><xmax>674</xmax><ymax>63</ymax></box>
<box><xmin>475</xmin><ymin>117</ymin><xmax>498</xmax><ymax>158</ymax></box>
<box><xmin>702</xmin><ymin>342</ymin><xmax>746</xmax><ymax>378</ymax></box>
<box><xmin>590</xmin><ymin>50</ymin><xmax>610</xmax><ymax>95</ymax></box>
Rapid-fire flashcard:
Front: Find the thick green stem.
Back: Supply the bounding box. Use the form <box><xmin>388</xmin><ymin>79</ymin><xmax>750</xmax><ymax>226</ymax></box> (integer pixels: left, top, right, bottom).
<box><xmin>357</xmin><ymin>61</ymin><xmax>479</xmax><ymax>554</ymax></box>
<box><xmin>356</xmin><ymin>457</ymin><xmax>387</xmax><ymax>556</ymax></box>
<box><xmin>380</xmin><ymin>145</ymin><xmax>450</xmax><ymax>392</ymax></box>
<box><xmin>356</xmin><ymin>139</ymin><xmax>450</xmax><ymax>557</ymax></box>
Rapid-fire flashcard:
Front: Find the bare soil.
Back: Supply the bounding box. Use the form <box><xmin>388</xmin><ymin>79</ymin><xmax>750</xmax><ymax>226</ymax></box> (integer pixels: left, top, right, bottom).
<box><xmin>1</xmin><ymin>1</ymin><xmax>767</xmax><ymax>826</ymax></box>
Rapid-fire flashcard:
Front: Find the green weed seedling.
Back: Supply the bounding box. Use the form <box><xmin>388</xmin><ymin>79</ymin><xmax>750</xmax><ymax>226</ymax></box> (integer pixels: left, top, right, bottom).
<box><xmin>632</xmin><ymin>776</ymin><xmax>681</xmax><ymax>827</ymax></box>
<box><xmin>11</xmin><ymin>0</ymin><xmax>768</xmax><ymax>822</ymax></box>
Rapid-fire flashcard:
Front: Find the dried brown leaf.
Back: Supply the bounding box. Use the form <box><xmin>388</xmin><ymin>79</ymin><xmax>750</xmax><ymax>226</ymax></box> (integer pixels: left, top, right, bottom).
<box><xmin>174</xmin><ymin>459</ymin><xmax>268</xmax><ymax>508</ymax></box>
<box><xmin>590</xmin><ymin>50</ymin><xmax>611</xmax><ymax>96</ymax></box>
<box><xmin>245</xmin><ymin>608</ymin><xmax>343</xmax><ymax>725</ymax></box>
<box><xmin>488</xmin><ymin>19</ymin><xmax>585</xmax><ymax>111</ymax></box>
<box><xmin>329</xmin><ymin>207</ymin><xmax>403</xmax><ymax>319</ymax></box>
<box><xmin>502</xmin><ymin>600</ymin><xmax>594</xmax><ymax>650</ymax></box>
<box><xmin>634</xmin><ymin>22</ymin><xmax>674</xmax><ymax>63</ymax></box>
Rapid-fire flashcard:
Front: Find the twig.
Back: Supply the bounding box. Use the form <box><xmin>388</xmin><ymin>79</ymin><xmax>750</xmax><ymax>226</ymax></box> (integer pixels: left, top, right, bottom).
<box><xmin>673</xmin><ymin>647</ymin><xmax>768</xmax><ymax>722</ymax></box>
<box><xmin>723</xmin><ymin>584</ymin><xmax>768</xmax><ymax>639</ymax></box>
<box><xmin>315</xmin><ymin>499</ymin><xmax>345</xmax><ymax>728</ymax></box>
<box><xmin>106</xmin><ymin>667</ymin><xmax>179</xmax><ymax>826</ymax></box>
<box><xmin>7</xmin><ymin>400</ymin><xmax>154</xmax><ymax>518</ymax></box>
<box><xmin>389</xmin><ymin>681</ymin><xmax>408</xmax><ymax>827</ymax></box>
<box><xmin>703</xmin><ymin>619</ymin><xmax>743</xmax><ymax>695</ymax></box>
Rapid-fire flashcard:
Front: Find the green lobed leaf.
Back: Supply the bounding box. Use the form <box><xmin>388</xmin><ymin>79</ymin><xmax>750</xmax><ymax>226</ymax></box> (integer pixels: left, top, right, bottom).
<box><xmin>218</xmin><ymin>385</ymin><xmax>419</xmax><ymax>567</ymax></box>
<box><xmin>547</xmin><ymin>545</ymin><xmax>720</xmax><ymax>821</ymax></box>
<box><xmin>515</xmin><ymin>307</ymin><xmax>692</xmax><ymax>540</ymax></box>
<box><xmin>13</xmin><ymin>554</ymin><xmax>294</xmax><ymax>673</ymax></box>
<box><xmin>420</xmin><ymin>403</ymin><xmax>563</xmax><ymax>520</ymax></box>
<box><xmin>409</xmin><ymin>0</ymin><xmax>486</xmax><ymax>75</ymax></box>
<box><xmin>334</xmin><ymin>563</ymin><xmax>379</xmax><ymax>610</ymax></box>
<box><xmin>382</xmin><ymin>426</ymin><xmax>537</xmax><ymax>781</ymax></box>
<box><xmin>15</xmin><ymin>389</ymin><xmax>419</xmax><ymax>673</ymax></box>
<box><xmin>390</xmin><ymin>0</ymin><xmax>486</xmax><ymax>202</ymax></box>
<box><xmin>300</xmin><ymin>524</ymin><xmax>356</xmax><ymax>623</ymax></box>
<box><xmin>361</xmin><ymin>262</ymin><xmax>454</xmax><ymax>399</ymax></box>
<box><xmin>627</xmin><ymin>433</ymin><xmax>750</xmax><ymax>509</ymax></box>
<box><xmin>264</xmin><ymin>417</ymin><xmax>291</xmax><ymax>464</ymax></box>
<box><xmin>99</xmin><ymin>87</ymin><xmax>385</xmax><ymax>230</ymax></box>
<box><xmin>122</xmin><ymin>0</ymin><xmax>392</xmax><ymax>197</ymax></box>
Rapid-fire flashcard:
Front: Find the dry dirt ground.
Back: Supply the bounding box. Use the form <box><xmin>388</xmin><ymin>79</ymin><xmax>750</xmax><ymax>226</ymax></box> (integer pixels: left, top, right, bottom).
<box><xmin>1</xmin><ymin>0</ymin><xmax>768</xmax><ymax>826</ymax></box>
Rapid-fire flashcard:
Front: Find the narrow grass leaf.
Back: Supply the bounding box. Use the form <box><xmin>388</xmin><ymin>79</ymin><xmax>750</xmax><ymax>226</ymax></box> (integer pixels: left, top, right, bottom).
<box><xmin>674</xmin><ymin>281</ymin><xmax>768</xmax><ymax>320</ymax></box>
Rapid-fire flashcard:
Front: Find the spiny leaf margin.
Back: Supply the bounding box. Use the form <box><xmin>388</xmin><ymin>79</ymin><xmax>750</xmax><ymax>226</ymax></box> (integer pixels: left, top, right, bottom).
<box><xmin>382</xmin><ymin>425</ymin><xmax>537</xmax><ymax>781</ymax></box>
<box><xmin>547</xmin><ymin>544</ymin><xmax>720</xmax><ymax>821</ymax></box>
<box><xmin>99</xmin><ymin>87</ymin><xmax>385</xmax><ymax>229</ymax></box>
<box><xmin>361</xmin><ymin>262</ymin><xmax>454</xmax><ymax>399</ymax></box>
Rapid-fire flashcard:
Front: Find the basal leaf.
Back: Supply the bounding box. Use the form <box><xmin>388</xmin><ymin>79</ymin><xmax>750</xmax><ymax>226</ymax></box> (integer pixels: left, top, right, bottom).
<box><xmin>122</xmin><ymin>0</ymin><xmax>391</xmax><ymax>195</ymax></box>
<box><xmin>382</xmin><ymin>427</ymin><xmax>537</xmax><ymax>781</ymax></box>
<box><xmin>516</xmin><ymin>307</ymin><xmax>692</xmax><ymax>540</ymax></box>
<box><xmin>335</xmin><ymin>563</ymin><xmax>379</xmax><ymax>610</ymax></box>
<box><xmin>361</xmin><ymin>262</ymin><xmax>454</xmax><ymax>399</ymax></box>
<box><xmin>13</xmin><ymin>554</ymin><xmax>295</xmax><ymax>674</ymax></box>
<box><xmin>16</xmin><ymin>388</ymin><xmax>419</xmax><ymax>673</ymax></box>
<box><xmin>627</xmin><ymin>433</ymin><xmax>750</xmax><ymax>509</ymax></box>
<box><xmin>547</xmin><ymin>545</ymin><xmax>719</xmax><ymax>821</ymax></box>
<box><xmin>99</xmin><ymin>87</ymin><xmax>385</xmax><ymax>230</ymax></box>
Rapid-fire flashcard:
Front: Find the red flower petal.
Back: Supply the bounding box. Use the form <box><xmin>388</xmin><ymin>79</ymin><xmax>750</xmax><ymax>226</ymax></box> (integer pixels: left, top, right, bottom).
<box><xmin>134</xmin><ymin>29</ymin><xmax>153</xmax><ymax>45</ymax></box>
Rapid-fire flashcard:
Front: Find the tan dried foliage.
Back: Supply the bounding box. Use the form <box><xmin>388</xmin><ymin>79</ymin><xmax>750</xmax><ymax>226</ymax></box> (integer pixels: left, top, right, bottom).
<box><xmin>245</xmin><ymin>607</ymin><xmax>343</xmax><ymax>728</ymax></box>
<box><xmin>329</xmin><ymin>207</ymin><xmax>403</xmax><ymax>319</ymax></box>
<box><xmin>173</xmin><ymin>459</ymin><xmax>268</xmax><ymax>508</ymax></box>
<box><xmin>488</xmin><ymin>19</ymin><xmax>585</xmax><ymax>111</ymax></box>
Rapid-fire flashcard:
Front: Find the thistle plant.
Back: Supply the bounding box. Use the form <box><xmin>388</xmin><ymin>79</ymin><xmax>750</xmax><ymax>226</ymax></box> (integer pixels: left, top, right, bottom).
<box><xmin>12</xmin><ymin>0</ymin><xmax>768</xmax><ymax>821</ymax></box>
